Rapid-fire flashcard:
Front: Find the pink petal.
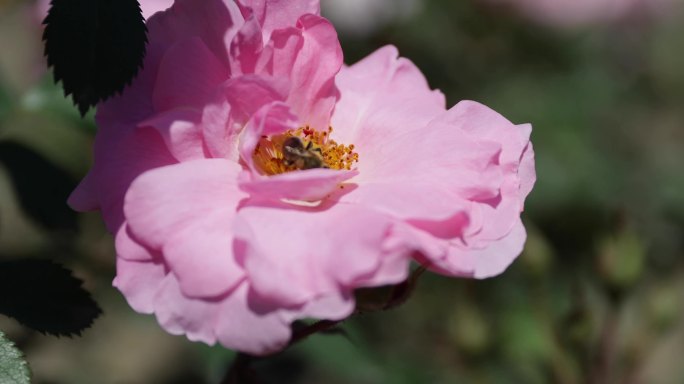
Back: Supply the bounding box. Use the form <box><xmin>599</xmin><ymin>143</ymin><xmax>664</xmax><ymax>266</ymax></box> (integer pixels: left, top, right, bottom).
<box><xmin>215</xmin><ymin>283</ymin><xmax>293</xmax><ymax>355</ymax></box>
<box><xmin>388</xmin><ymin>223</ymin><xmax>456</xmax><ymax>273</ymax></box>
<box><xmin>286</xmin><ymin>15</ymin><xmax>341</xmax><ymax>129</ymax></box>
<box><xmin>280</xmin><ymin>289</ymin><xmax>356</xmax><ymax>321</ymax></box>
<box><xmin>72</xmin><ymin>124</ymin><xmax>177</xmax><ymax>232</ymax></box>
<box><xmin>268</xmin><ymin>27</ymin><xmax>301</xmax><ymax>80</ymax></box>
<box><xmin>229</xmin><ymin>12</ymin><xmax>266</xmax><ymax>75</ymax></box>
<box><xmin>239</xmin><ymin>168</ymin><xmax>357</xmax><ymax>202</ymax></box>
<box><xmin>125</xmin><ymin>159</ymin><xmax>242</xmax><ymax>248</ymax></box>
<box><xmin>244</xmin><ymin>287</ymin><xmax>355</xmax><ymax>323</ymax></box>
<box><xmin>201</xmin><ymin>75</ymin><xmax>288</xmax><ymax>162</ymax></box>
<box><xmin>162</xmin><ymin>212</ymin><xmax>245</xmax><ymax>298</ymax></box>
<box><xmin>118</xmin><ymin>261</ymin><xmax>292</xmax><ymax>355</ymax></box>
<box><xmin>340</xmin><ymin>99</ymin><xmax>533</xmax><ymax>279</ymax></box>
<box><xmin>442</xmin><ymin>100</ymin><xmax>530</xmax><ymax>167</ymax></box>
<box><xmin>152</xmin><ymin>37</ymin><xmax>230</xmax><ymax>112</ymax></box>
<box><xmin>153</xmin><ymin>274</ymin><xmax>222</xmax><ymax>344</ymax></box>
<box><xmin>331</xmin><ymin>45</ymin><xmax>446</xmax><ymax>146</ymax></box>
<box><xmin>352</xmin><ymin>105</ymin><xmax>503</xmax><ymax>199</ymax></box>
<box><xmin>335</xmin><ymin>104</ymin><xmax>506</xmax><ymax>234</ymax></box>
<box><xmin>115</xmin><ymin>223</ymin><xmax>155</xmax><ymax>261</ymax></box>
<box><xmin>146</xmin><ymin>0</ymin><xmax>244</xmax><ymax>69</ymax></box>
<box><xmin>200</xmin><ymin>92</ymin><xmax>237</xmax><ymax>160</ymax></box>
<box><xmin>269</xmin><ymin>15</ymin><xmax>341</xmax><ymax>129</ymax></box>
<box><xmin>355</xmin><ymin>224</ymin><xmax>412</xmax><ymax>287</ymax></box>
<box><xmin>337</xmin><ymin>181</ymin><xmax>473</xmax><ymax>226</ymax></box>
<box><xmin>234</xmin><ymin>201</ymin><xmax>400</xmax><ymax>308</ymax></box>
<box><xmin>98</xmin><ymin>0</ymin><xmax>243</xmax><ymax>124</ymax></box>
<box><xmin>113</xmin><ymin>257</ymin><xmax>167</xmax><ymax>314</ymax></box>
<box><xmin>222</xmin><ymin>75</ymin><xmax>289</xmax><ymax>123</ymax></box>
<box><xmin>519</xmin><ymin>141</ymin><xmax>536</xmax><ymax>202</ymax></box>
<box><xmin>442</xmin><ymin>102</ymin><xmax>535</xmax><ymax>245</ymax></box>
<box><xmin>236</xmin><ymin>0</ymin><xmax>319</xmax><ymax>42</ymax></box>
<box><xmin>124</xmin><ymin>159</ymin><xmax>246</xmax><ymax>297</ymax></box>
<box><xmin>467</xmin><ymin>178</ymin><xmax>521</xmax><ymax>246</ymax></box>
<box><xmin>138</xmin><ymin>108</ymin><xmax>208</xmax><ymax>162</ymax></box>
<box><xmin>453</xmin><ymin>219</ymin><xmax>527</xmax><ymax>279</ymax></box>
<box><xmin>85</xmin><ymin>1</ymin><xmax>248</xmax><ymax>232</ymax></box>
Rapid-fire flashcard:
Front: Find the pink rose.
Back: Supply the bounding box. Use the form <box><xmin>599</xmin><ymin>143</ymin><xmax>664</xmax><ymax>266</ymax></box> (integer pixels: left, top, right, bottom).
<box><xmin>70</xmin><ymin>0</ymin><xmax>535</xmax><ymax>355</ymax></box>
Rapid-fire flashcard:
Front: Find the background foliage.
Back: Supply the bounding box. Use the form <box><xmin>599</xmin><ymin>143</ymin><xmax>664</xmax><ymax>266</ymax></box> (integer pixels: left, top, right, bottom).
<box><xmin>1</xmin><ymin>0</ymin><xmax>683</xmax><ymax>383</ymax></box>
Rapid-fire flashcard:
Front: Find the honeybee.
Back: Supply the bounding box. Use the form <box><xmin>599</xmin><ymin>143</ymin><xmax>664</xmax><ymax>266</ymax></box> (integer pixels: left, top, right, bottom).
<box><xmin>282</xmin><ymin>136</ymin><xmax>328</xmax><ymax>170</ymax></box>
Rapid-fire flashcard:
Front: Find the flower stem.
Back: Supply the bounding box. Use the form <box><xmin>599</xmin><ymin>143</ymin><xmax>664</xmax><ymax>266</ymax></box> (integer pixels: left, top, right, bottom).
<box><xmin>220</xmin><ymin>320</ymin><xmax>343</xmax><ymax>383</ymax></box>
<box><xmin>289</xmin><ymin>319</ymin><xmax>343</xmax><ymax>345</ymax></box>
<box><xmin>220</xmin><ymin>353</ymin><xmax>257</xmax><ymax>384</ymax></box>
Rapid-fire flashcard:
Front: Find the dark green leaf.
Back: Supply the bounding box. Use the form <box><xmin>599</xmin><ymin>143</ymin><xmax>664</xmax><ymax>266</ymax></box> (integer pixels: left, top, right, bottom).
<box><xmin>42</xmin><ymin>0</ymin><xmax>147</xmax><ymax>115</ymax></box>
<box><xmin>0</xmin><ymin>331</ymin><xmax>31</xmax><ymax>384</ymax></box>
<box><xmin>0</xmin><ymin>141</ymin><xmax>77</xmax><ymax>232</ymax></box>
<box><xmin>0</xmin><ymin>259</ymin><xmax>102</xmax><ymax>336</ymax></box>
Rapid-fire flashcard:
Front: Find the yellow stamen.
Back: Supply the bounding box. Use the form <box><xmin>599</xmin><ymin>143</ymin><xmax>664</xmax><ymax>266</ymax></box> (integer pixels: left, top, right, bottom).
<box><xmin>253</xmin><ymin>126</ymin><xmax>359</xmax><ymax>176</ymax></box>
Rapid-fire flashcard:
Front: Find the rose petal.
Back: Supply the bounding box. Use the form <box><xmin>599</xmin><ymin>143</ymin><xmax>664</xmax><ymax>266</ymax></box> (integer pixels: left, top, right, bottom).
<box><xmin>153</xmin><ymin>274</ymin><xmax>221</xmax><ymax>344</ymax></box>
<box><xmin>441</xmin><ymin>100</ymin><xmax>530</xmax><ymax>167</ymax></box>
<box><xmin>352</xmin><ymin>103</ymin><xmax>503</xmax><ymax>198</ymax></box>
<box><xmin>456</xmin><ymin>219</ymin><xmax>528</xmax><ymax>279</ymax></box>
<box><xmin>146</xmin><ymin>0</ymin><xmax>244</xmax><ymax>68</ymax></box>
<box><xmin>138</xmin><ymin>108</ymin><xmax>208</xmax><ymax>162</ymax></box>
<box><xmin>239</xmin><ymin>168</ymin><xmax>357</xmax><ymax>202</ymax></box>
<box><xmin>201</xmin><ymin>75</ymin><xmax>287</xmax><ymax>162</ymax></box>
<box><xmin>337</xmin><ymin>181</ymin><xmax>472</xmax><ymax>225</ymax></box>
<box><xmin>97</xmin><ymin>0</ymin><xmax>243</xmax><ymax>124</ymax></box>
<box><xmin>124</xmin><ymin>159</ymin><xmax>246</xmax><ymax>297</ymax></box>
<box><xmin>125</xmin><ymin>159</ymin><xmax>243</xmax><ymax>248</ymax></box>
<box><xmin>162</xmin><ymin>209</ymin><xmax>245</xmax><ymax>298</ymax></box>
<box><xmin>200</xmin><ymin>92</ymin><xmax>237</xmax><ymax>160</ymax></box>
<box><xmin>281</xmin><ymin>289</ymin><xmax>356</xmax><ymax>321</ymax></box>
<box><xmin>115</xmin><ymin>223</ymin><xmax>155</xmax><ymax>261</ymax></box>
<box><xmin>71</xmin><ymin>123</ymin><xmax>177</xmax><ymax>232</ymax></box>
<box><xmin>467</xmin><ymin>178</ymin><xmax>521</xmax><ymax>246</ymax></box>
<box><xmin>152</xmin><ymin>37</ymin><xmax>230</xmax><ymax>112</ymax></box>
<box><xmin>331</xmin><ymin>45</ymin><xmax>446</xmax><ymax>146</ymax></box>
<box><xmin>267</xmin><ymin>15</ymin><xmax>341</xmax><ymax>128</ymax></box>
<box><xmin>223</xmin><ymin>75</ymin><xmax>288</xmax><ymax>123</ymax></box>
<box><xmin>234</xmin><ymin>201</ymin><xmax>399</xmax><ymax>308</ymax></box>
<box><xmin>215</xmin><ymin>283</ymin><xmax>292</xmax><ymax>355</ymax></box>
<box><xmin>236</xmin><ymin>0</ymin><xmax>319</xmax><ymax>42</ymax></box>
<box><xmin>229</xmin><ymin>11</ymin><xmax>266</xmax><ymax>75</ymax></box>
<box><xmin>114</xmin><ymin>257</ymin><xmax>167</xmax><ymax>314</ymax></box>
<box><xmin>519</xmin><ymin>141</ymin><xmax>536</xmax><ymax>202</ymax></box>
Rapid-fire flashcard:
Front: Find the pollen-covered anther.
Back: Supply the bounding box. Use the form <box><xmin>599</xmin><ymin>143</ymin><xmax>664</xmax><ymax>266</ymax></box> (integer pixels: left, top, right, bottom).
<box><xmin>253</xmin><ymin>126</ymin><xmax>359</xmax><ymax>176</ymax></box>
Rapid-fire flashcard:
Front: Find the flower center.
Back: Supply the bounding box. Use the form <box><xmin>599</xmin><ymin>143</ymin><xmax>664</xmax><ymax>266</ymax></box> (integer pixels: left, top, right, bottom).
<box><xmin>253</xmin><ymin>126</ymin><xmax>359</xmax><ymax>176</ymax></box>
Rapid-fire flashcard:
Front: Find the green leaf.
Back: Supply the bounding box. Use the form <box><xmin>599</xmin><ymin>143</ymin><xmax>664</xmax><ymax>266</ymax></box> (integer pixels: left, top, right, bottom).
<box><xmin>0</xmin><ymin>141</ymin><xmax>78</xmax><ymax>232</ymax></box>
<box><xmin>42</xmin><ymin>0</ymin><xmax>147</xmax><ymax>116</ymax></box>
<box><xmin>0</xmin><ymin>331</ymin><xmax>31</xmax><ymax>384</ymax></box>
<box><xmin>0</xmin><ymin>259</ymin><xmax>102</xmax><ymax>336</ymax></box>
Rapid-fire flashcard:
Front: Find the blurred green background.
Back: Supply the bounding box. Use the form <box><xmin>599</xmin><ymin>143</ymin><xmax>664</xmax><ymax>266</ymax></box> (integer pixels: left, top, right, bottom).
<box><xmin>1</xmin><ymin>0</ymin><xmax>684</xmax><ymax>383</ymax></box>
